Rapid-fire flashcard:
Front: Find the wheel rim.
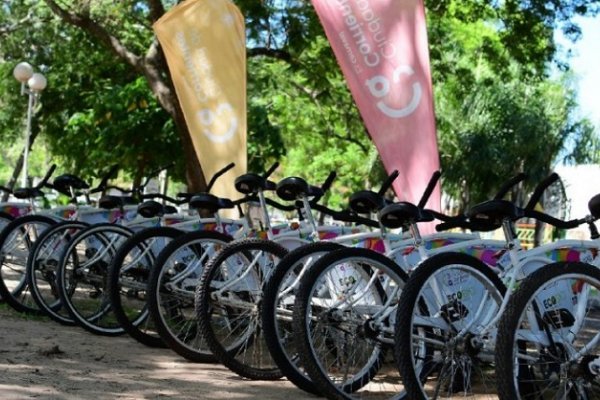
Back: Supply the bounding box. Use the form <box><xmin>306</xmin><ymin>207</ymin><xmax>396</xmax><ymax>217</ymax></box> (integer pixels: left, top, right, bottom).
<box><xmin>510</xmin><ymin>272</ymin><xmax>600</xmax><ymax>399</ymax></box>
<box><xmin>408</xmin><ymin>263</ymin><xmax>504</xmax><ymax>399</ymax></box>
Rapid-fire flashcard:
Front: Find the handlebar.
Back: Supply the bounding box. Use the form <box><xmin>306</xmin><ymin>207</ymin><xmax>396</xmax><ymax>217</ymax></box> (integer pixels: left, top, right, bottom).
<box><xmin>525</xmin><ymin>173</ymin><xmax>560</xmax><ymax>211</ymax></box>
<box><xmin>263</xmin><ymin>162</ymin><xmax>279</xmax><ymax>179</ymax></box>
<box><xmin>139</xmin><ymin>163</ymin><xmax>175</xmax><ymax>192</ymax></box>
<box><xmin>140</xmin><ymin>192</ymin><xmax>186</xmax><ymax>205</ymax></box>
<box><xmin>494</xmin><ymin>172</ymin><xmax>527</xmax><ymax>200</ymax></box>
<box><xmin>378</xmin><ymin>170</ymin><xmax>399</xmax><ymax>196</ymax></box>
<box><xmin>36</xmin><ymin>164</ymin><xmax>57</xmax><ymax>189</ymax></box>
<box><xmin>418</xmin><ymin>171</ymin><xmax>441</xmax><ymax>208</ymax></box>
<box><xmin>311</xmin><ymin>202</ymin><xmax>379</xmax><ymax>228</ymax></box>
<box><xmin>206</xmin><ymin>162</ymin><xmax>235</xmax><ymax>193</ymax></box>
<box><xmin>321</xmin><ymin>171</ymin><xmax>337</xmax><ymax>194</ymax></box>
<box><xmin>523</xmin><ymin>209</ymin><xmax>583</xmax><ymax>230</ymax></box>
<box><xmin>232</xmin><ymin>195</ymin><xmax>299</xmax><ymax>212</ymax></box>
<box><xmin>101</xmin><ymin>185</ymin><xmax>134</xmax><ymax>195</ymax></box>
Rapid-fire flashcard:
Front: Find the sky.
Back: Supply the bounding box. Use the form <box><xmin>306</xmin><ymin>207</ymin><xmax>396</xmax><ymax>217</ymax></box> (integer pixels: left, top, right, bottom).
<box><xmin>557</xmin><ymin>15</ymin><xmax>600</xmax><ymax>127</ymax></box>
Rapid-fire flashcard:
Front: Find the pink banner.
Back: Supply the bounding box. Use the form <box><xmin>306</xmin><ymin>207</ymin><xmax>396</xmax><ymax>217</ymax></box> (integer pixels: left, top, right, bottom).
<box><xmin>311</xmin><ymin>0</ymin><xmax>440</xmax><ymax>210</ymax></box>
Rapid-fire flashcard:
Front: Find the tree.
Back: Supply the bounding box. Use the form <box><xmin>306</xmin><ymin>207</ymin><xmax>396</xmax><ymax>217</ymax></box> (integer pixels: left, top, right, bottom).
<box><xmin>0</xmin><ymin>0</ymin><xmax>597</xmax><ymax>208</ymax></box>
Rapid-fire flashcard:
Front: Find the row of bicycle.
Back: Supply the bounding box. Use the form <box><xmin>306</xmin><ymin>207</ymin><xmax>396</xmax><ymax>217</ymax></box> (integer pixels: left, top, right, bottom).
<box><xmin>1</xmin><ymin>161</ymin><xmax>599</xmax><ymax>399</ymax></box>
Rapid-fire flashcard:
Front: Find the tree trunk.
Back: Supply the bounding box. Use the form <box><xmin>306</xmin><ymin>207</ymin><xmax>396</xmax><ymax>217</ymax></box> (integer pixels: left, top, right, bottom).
<box><xmin>171</xmin><ymin>100</ymin><xmax>207</xmax><ymax>194</ymax></box>
<box><xmin>42</xmin><ymin>1</ymin><xmax>208</xmax><ymax>194</ymax></box>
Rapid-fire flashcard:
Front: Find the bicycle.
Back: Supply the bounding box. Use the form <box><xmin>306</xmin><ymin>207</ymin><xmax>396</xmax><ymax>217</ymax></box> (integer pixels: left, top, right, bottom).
<box><xmin>394</xmin><ymin>173</ymin><xmax>591</xmax><ymax>399</ymax></box>
<box><xmin>290</xmin><ymin>172</ymin><xmax>546</xmax><ymax>399</ymax></box>
<box><xmin>0</xmin><ymin>164</ymin><xmax>81</xmax><ymax>313</ymax></box>
<box><xmin>494</xmin><ymin>193</ymin><xmax>600</xmax><ymax>399</ymax></box>
<box><xmin>26</xmin><ymin>165</ymin><xmax>146</xmax><ymax>325</ymax></box>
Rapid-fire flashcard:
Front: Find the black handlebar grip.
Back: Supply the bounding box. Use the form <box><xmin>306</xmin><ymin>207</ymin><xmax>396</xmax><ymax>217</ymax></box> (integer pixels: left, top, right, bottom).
<box><xmin>418</xmin><ymin>170</ymin><xmax>441</xmax><ymax>209</ymax></box>
<box><xmin>378</xmin><ymin>170</ymin><xmax>399</xmax><ymax>195</ymax></box>
<box><xmin>206</xmin><ymin>162</ymin><xmax>235</xmax><ymax>193</ymax></box>
<box><xmin>97</xmin><ymin>164</ymin><xmax>120</xmax><ymax>190</ymax></box>
<box><xmin>525</xmin><ymin>173</ymin><xmax>560</xmax><ymax>211</ymax></box>
<box><xmin>146</xmin><ymin>162</ymin><xmax>175</xmax><ymax>182</ymax></box>
<box><xmin>494</xmin><ymin>172</ymin><xmax>527</xmax><ymax>200</ymax></box>
<box><xmin>37</xmin><ymin>164</ymin><xmax>57</xmax><ymax>188</ymax></box>
<box><xmin>263</xmin><ymin>162</ymin><xmax>279</xmax><ymax>179</ymax></box>
<box><xmin>0</xmin><ymin>185</ymin><xmax>12</xmax><ymax>194</ymax></box>
<box><xmin>321</xmin><ymin>171</ymin><xmax>337</xmax><ymax>193</ymax></box>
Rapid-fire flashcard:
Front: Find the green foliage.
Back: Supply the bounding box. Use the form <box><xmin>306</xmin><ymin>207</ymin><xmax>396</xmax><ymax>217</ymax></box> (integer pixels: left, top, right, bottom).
<box><xmin>0</xmin><ymin>0</ymin><xmax>597</xmax><ymax>210</ymax></box>
<box><xmin>437</xmin><ymin>72</ymin><xmax>596</xmax><ymax>207</ymax></box>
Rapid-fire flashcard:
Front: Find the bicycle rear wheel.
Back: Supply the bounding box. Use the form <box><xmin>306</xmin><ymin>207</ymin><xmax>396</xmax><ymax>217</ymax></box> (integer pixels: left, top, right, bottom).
<box><xmin>496</xmin><ymin>261</ymin><xmax>600</xmax><ymax>400</ymax></box>
<box><xmin>107</xmin><ymin>226</ymin><xmax>183</xmax><ymax>347</ymax></box>
<box><xmin>196</xmin><ymin>238</ymin><xmax>288</xmax><ymax>380</ymax></box>
<box><xmin>261</xmin><ymin>241</ymin><xmax>343</xmax><ymax>393</ymax></box>
<box><xmin>293</xmin><ymin>247</ymin><xmax>407</xmax><ymax>400</ymax></box>
<box><xmin>27</xmin><ymin>220</ymin><xmax>90</xmax><ymax>324</ymax></box>
<box><xmin>0</xmin><ymin>214</ymin><xmax>56</xmax><ymax>313</ymax></box>
<box><xmin>0</xmin><ymin>211</ymin><xmax>15</xmax><ymax>302</ymax></box>
<box><xmin>57</xmin><ymin>223</ymin><xmax>134</xmax><ymax>335</ymax></box>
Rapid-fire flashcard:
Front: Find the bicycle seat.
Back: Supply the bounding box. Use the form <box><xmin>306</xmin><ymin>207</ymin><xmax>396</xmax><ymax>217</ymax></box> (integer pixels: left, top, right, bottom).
<box><xmin>349</xmin><ymin>190</ymin><xmax>388</xmax><ymax>214</ymax></box>
<box><xmin>276</xmin><ymin>177</ymin><xmax>323</xmax><ymax>201</ymax></box>
<box><xmin>98</xmin><ymin>195</ymin><xmax>136</xmax><ymax>209</ymax></box>
<box><xmin>53</xmin><ymin>174</ymin><xmax>90</xmax><ymax>196</ymax></box>
<box><xmin>189</xmin><ymin>194</ymin><xmax>234</xmax><ymax>214</ymax></box>
<box><xmin>234</xmin><ymin>173</ymin><xmax>276</xmax><ymax>195</ymax></box>
<box><xmin>589</xmin><ymin>194</ymin><xmax>600</xmax><ymax>219</ymax></box>
<box><xmin>137</xmin><ymin>200</ymin><xmax>178</xmax><ymax>218</ymax></box>
<box><xmin>466</xmin><ymin>199</ymin><xmax>523</xmax><ymax>226</ymax></box>
<box><xmin>13</xmin><ymin>187</ymin><xmax>45</xmax><ymax>199</ymax></box>
<box><xmin>378</xmin><ymin>202</ymin><xmax>434</xmax><ymax>229</ymax></box>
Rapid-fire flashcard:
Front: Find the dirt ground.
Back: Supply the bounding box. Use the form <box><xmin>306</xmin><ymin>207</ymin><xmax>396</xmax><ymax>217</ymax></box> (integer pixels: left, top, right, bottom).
<box><xmin>0</xmin><ymin>305</ymin><xmax>318</xmax><ymax>400</ymax></box>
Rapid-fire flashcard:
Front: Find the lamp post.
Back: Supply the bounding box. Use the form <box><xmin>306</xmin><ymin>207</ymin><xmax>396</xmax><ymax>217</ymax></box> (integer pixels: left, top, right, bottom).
<box><xmin>13</xmin><ymin>62</ymin><xmax>47</xmax><ymax>187</ymax></box>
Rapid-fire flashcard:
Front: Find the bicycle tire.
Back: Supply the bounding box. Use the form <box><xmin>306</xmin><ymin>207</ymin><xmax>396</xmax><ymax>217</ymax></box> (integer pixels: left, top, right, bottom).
<box><xmin>261</xmin><ymin>241</ymin><xmax>343</xmax><ymax>393</ymax></box>
<box><xmin>496</xmin><ymin>261</ymin><xmax>600</xmax><ymax>400</ymax></box>
<box><xmin>395</xmin><ymin>252</ymin><xmax>506</xmax><ymax>400</ymax></box>
<box><xmin>27</xmin><ymin>220</ymin><xmax>90</xmax><ymax>325</ymax></box>
<box><xmin>57</xmin><ymin>223</ymin><xmax>134</xmax><ymax>335</ymax></box>
<box><xmin>196</xmin><ymin>238</ymin><xmax>289</xmax><ymax>380</ymax></box>
<box><xmin>107</xmin><ymin>226</ymin><xmax>183</xmax><ymax>348</ymax></box>
<box><xmin>0</xmin><ymin>214</ymin><xmax>56</xmax><ymax>314</ymax></box>
<box><xmin>0</xmin><ymin>211</ymin><xmax>15</xmax><ymax>302</ymax></box>
<box><xmin>293</xmin><ymin>247</ymin><xmax>406</xmax><ymax>400</ymax></box>
<box><xmin>147</xmin><ymin>230</ymin><xmax>232</xmax><ymax>363</ymax></box>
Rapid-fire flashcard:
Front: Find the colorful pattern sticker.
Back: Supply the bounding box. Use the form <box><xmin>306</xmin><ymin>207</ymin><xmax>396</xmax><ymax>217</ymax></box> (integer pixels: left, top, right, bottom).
<box><xmin>545</xmin><ymin>247</ymin><xmax>599</xmax><ymax>263</ymax></box>
<box><xmin>48</xmin><ymin>206</ymin><xmax>77</xmax><ymax>220</ymax></box>
<box><xmin>248</xmin><ymin>221</ymin><xmax>303</xmax><ymax>240</ymax></box>
<box><xmin>344</xmin><ymin>236</ymin><xmax>385</xmax><ymax>253</ymax></box>
<box><xmin>185</xmin><ymin>220</ymin><xmax>247</xmax><ymax>238</ymax></box>
<box><xmin>1</xmin><ymin>203</ymin><xmax>32</xmax><ymax>218</ymax></box>
<box><xmin>460</xmin><ymin>245</ymin><xmax>505</xmax><ymax>267</ymax></box>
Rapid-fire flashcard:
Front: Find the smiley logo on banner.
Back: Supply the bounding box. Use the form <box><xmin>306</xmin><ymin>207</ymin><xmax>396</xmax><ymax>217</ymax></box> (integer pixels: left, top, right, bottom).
<box><xmin>198</xmin><ymin>102</ymin><xmax>238</xmax><ymax>143</ymax></box>
<box><xmin>365</xmin><ymin>65</ymin><xmax>422</xmax><ymax>119</ymax></box>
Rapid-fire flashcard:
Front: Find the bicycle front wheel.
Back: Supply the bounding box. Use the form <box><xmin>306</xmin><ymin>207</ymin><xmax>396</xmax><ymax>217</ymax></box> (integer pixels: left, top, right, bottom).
<box><xmin>395</xmin><ymin>252</ymin><xmax>506</xmax><ymax>400</ymax></box>
<box><xmin>57</xmin><ymin>223</ymin><xmax>134</xmax><ymax>335</ymax></box>
<box><xmin>147</xmin><ymin>230</ymin><xmax>232</xmax><ymax>363</ymax></box>
<box><xmin>496</xmin><ymin>261</ymin><xmax>600</xmax><ymax>400</ymax></box>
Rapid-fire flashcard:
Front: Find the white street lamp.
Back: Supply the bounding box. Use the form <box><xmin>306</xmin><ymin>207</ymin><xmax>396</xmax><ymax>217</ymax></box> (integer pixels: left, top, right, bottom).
<box><xmin>13</xmin><ymin>62</ymin><xmax>47</xmax><ymax>187</ymax></box>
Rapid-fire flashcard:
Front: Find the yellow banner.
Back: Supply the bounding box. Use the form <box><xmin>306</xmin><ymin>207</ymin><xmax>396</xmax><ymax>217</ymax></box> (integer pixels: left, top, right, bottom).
<box><xmin>154</xmin><ymin>0</ymin><xmax>246</xmax><ymax>204</ymax></box>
